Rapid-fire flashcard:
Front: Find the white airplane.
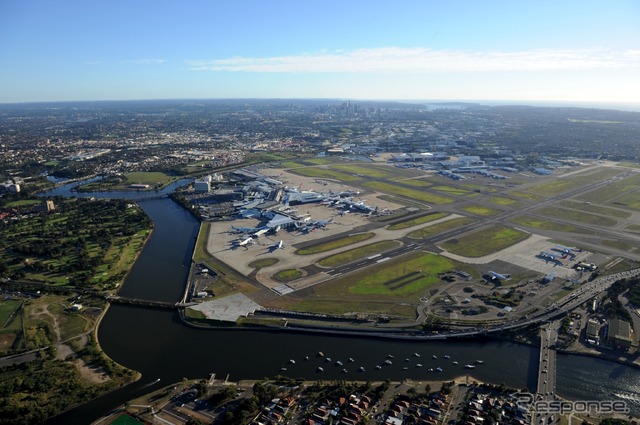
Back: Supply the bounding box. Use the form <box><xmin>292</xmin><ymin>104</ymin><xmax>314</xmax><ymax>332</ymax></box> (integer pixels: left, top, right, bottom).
<box><xmin>231</xmin><ymin>226</ymin><xmax>258</xmax><ymax>234</ymax></box>
<box><xmin>252</xmin><ymin>228</ymin><xmax>269</xmax><ymax>238</ymax></box>
<box><xmin>235</xmin><ymin>237</ymin><xmax>254</xmax><ymax>247</ymax></box>
<box><xmin>488</xmin><ymin>271</ymin><xmax>511</xmax><ymax>281</ymax></box>
<box><xmin>270</xmin><ymin>240</ymin><xmax>285</xmax><ymax>250</ymax></box>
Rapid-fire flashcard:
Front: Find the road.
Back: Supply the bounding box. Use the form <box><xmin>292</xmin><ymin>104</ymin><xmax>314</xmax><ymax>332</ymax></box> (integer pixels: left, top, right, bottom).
<box><xmin>533</xmin><ymin>320</ymin><xmax>561</xmax><ymax>425</ymax></box>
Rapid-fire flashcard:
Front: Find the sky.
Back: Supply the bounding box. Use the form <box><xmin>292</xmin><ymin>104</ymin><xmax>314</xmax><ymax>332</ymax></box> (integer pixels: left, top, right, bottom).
<box><xmin>1</xmin><ymin>0</ymin><xmax>639</xmax><ymax>105</ymax></box>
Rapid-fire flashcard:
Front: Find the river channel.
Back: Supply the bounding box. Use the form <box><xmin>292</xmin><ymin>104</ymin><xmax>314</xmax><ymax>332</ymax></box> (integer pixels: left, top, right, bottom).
<box><xmin>41</xmin><ymin>182</ymin><xmax>640</xmax><ymax>423</ymax></box>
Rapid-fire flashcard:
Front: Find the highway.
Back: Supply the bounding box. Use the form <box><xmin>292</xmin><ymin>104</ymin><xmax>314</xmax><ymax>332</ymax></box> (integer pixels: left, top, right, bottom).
<box><xmin>532</xmin><ymin>320</ymin><xmax>560</xmax><ymax>425</ymax></box>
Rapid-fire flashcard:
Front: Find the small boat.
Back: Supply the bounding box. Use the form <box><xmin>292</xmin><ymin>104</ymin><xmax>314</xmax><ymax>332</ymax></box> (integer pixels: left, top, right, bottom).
<box><xmin>359</xmin><ymin>366</ymin><xmax>365</xmax><ymax>372</ymax></box>
<box><xmin>336</xmin><ymin>360</ymin><xmax>343</xmax><ymax>366</ymax></box>
<box><xmin>436</xmin><ymin>367</ymin><xmax>443</xmax><ymax>372</ymax></box>
<box><xmin>416</xmin><ymin>363</ymin><xmax>422</xmax><ymax>367</ymax></box>
<box><xmin>432</xmin><ymin>355</ymin><xmax>437</xmax><ymax>359</ymax></box>
<box><xmin>341</xmin><ymin>368</ymin><xmax>348</xmax><ymax>373</ymax></box>
<box><xmin>428</xmin><ymin>368</ymin><xmax>434</xmax><ymax>372</ymax></box>
<box><xmin>452</xmin><ymin>361</ymin><xmax>459</xmax><ymax>365</ymax></box>
<box><xmin>280</xmin><ymin>367</ymin><xmax>287</xmax><ymax>371</ymax></box>
<box><xmin>413</xmin><ymin>352</ymin><xmax>421</xmax><ymax>357</ymax></box>
<box><xmin>348</xmin><ymin>357</ymin><xmax>355</xmax><ymax>363</ymax></box>
<box><xmin>444</xmin><ymin>355</ymin><xmax>450</xmax><ymax>359</ymax></box>
<box><xmin>375</xmin><ymin>365</ymin><xmax>382</xmax><ymax>370</ymax></box>
<box><xmin>305</xmin><ymin>356</ymin><xmax>309</xmax><ymax>361</ymax></box>
<box><xmin>405</xmin><ymin>358</ymin><xmax>410</xmax><ymax>362</ymax></box>
<box><xmin>387</xmin><ymin>354</ymin><xmax>395</xmax><ymax>359</ymax></box>
<box><xmin>326</xmin><ymin>357</ymin><xmax>332</xmax><ymax>362</ymax></box>
<box><xmin>403</xmin><ymin>367</ymin><xmax>408</xmax><ymax>370</ymax></box>
<box><xmin>384</xmin><ymin>359</ymin><xmax>393</xmax><ymax>365</ymax></box>
<box><xmin>464</xmin><ymin>364</ymin><xmax>476</xmax><ymax>369</ymax></box>
<box><xmin>475</xmin><ymin>360</ymin><xmax>484</xmax><ymax>364</ymax></box>
<box><xmin>318</xmin><ymin>351</ymin><xmax>324</xmax><ymax>357</ymax></box>
<box><xmin>289</xmin><ymin>359</ymin><xmax>296</xmax><ymax>364</ymax></box>
<box><xmin>317</xmin><ymin>366</ymin><xmax>324</xmax><ymax>372</ymax></box>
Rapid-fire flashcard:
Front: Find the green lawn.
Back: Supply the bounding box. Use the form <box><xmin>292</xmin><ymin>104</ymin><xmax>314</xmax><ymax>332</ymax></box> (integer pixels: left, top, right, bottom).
<box><xmin>273</xmin><ymin>269</ymin><xmax>303</xmax><ymax>282</ymax></box>
<box><xmin>125</xmin><ymin>171</ymin><xmax>174</xmax><ymax>185</ymax></box>
<box><xmin>557</xmin><ymin>200</ymin><xmax>631</xmax><ymax>219</ymax></box>
<box><xmin>536</xmin><ymin>206</ymin><xmax>617</xmax><ymax>227</ymax></box>
<box><xmin>486</xmin><ymin>196</ymin><xmax>522</xmax><ymax>207</ymax></box>
<box><xmin>363</xmin><ymin>181</ymin><xmax>454</xmax><ymax>204</ymax></box>
<box><xmin>431</xmin><ymin>185</ymin><xmax>472</xmax><ymax>196</ymax></box>
<box><xmin>511</xmin><ymin>215</ymin><xmax>590</xmax><ymax>234</ymax></box>
<box><xmin>525</xmin><ymin>168</ymin><xmax>622</xmax><ymax>196</ymax></box>
<box><xmin>249</xmin><ymin>258</ymin><xmax>279</xmax><ymax>268</ymax></box>
<box><xmin>317</xmin><ymin>240</ymin><xmax>401</xmax><ymax>267</ymax></box>
<box><xmin>406</xmin><ymin>217</ymin><xmax>475</xmax><ymax>239</ymax></box>
<box><xmin>296</xmin><ymin>233</ymin><xmax>375</xmax><ymax>255</ymax></box>
<box><xmin>387</xmin><ymin>212</ymin><xmax>449</xmax><ymax>230</ymax></box>
<box><xmin>440</xmin><ymin>225</ymin><xmax>529</xmax><ymax>257</ymax></box>
<box><xmin>284</xmin><ymin>252</ymin><xmax>455</xmax><ymax>318</ymax></box>
<box><xmin>287</xmin><ymin>167</ymin><xmax>360</xmax><ymax>182</ymax></box>
<box><xmin>461</xmin><ymin>205</ymin><xmax>500</xmax><ymax>217</ymax></box>
<box><xmin>0</xmin><ymin>300</ymin><xmax>21</xmax><ymax>328</ymax></box>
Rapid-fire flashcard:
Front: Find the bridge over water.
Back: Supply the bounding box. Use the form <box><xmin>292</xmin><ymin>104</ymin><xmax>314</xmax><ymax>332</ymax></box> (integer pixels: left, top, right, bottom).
<box><xmin>106</xmin><ymin>295</ymin><xmax>195</xmax><ymax>310</ymax></box>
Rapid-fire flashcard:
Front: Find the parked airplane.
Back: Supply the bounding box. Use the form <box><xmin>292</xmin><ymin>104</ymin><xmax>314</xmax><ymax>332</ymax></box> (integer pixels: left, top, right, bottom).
<box><xmin>252</xmin><ymin>228</ymin><xmax>269</xmax><ymax>238</ymax></box>
<box><xmin>269</xmin><ymin>240</ymin><xmax>285</xmax><ymax>251</ymax></box>
<box><xmin>314</xmin><ymin>218</ymin><xmax>333</xmax><ymax>227</ymax></box>
<box><xmin>488</xmin><ymin>271</ymin><xmax>511</xmax><ymax>281</ymax></box>
<box><xmin>231</xmin><ymin>226</ymin><xmax>258</xmax><ymax>234</ymax></box>
<box><xmin>540</xmin><ymin>251</ymin><xmax>558</xmax><ymax>260</ymax></box>
<box><xmin>231</xmin><ymin>237</ymin><xmax>254</xmax><ymax>249</ymax></box>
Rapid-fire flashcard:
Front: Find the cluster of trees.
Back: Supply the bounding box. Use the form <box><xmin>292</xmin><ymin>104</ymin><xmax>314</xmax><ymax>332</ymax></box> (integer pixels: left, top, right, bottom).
<box><xmin>0</xmin><ymin>357</ymin><xmax>117</xmax><ymax>425</ymax></box>
<box><xmin>0</xmin><ymin>197</ymin><xmax>151</xmax><ymax>286</ymax></box>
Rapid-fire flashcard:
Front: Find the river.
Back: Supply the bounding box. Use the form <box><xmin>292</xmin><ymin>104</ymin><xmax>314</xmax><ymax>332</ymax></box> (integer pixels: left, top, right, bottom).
<box><xmin>40</xmin><ymin>182</ymin><xmax>640</xmax><ymax>423</ymax></box>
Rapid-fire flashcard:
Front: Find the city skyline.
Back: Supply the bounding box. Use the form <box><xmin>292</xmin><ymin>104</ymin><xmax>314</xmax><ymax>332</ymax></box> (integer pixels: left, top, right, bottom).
<box><xmin>1</xmin><ymin>0</ymin><xmax>639</xmax><ymax>106</ymax></box>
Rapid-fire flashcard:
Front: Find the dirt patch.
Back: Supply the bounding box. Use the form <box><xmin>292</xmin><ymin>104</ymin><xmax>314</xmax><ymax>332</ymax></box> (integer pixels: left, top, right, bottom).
<box><xmin>0</xmin><ymin>333</ymin><xmax>17</xmax><ymax>352</ymax></box>
<box><xmin>74</xmin><ymin>358</ymin><xmax>110</xmax><ymax>384</ymax></box>
<box><xmin>56</xmin><ymin>343</ymin><xmax>74</xmax><ymax>360</ymax></box>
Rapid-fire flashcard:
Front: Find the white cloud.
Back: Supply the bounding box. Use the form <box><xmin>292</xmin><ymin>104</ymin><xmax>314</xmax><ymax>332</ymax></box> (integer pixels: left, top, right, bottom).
<box><xmin>187</xmin><ymin>47</ymin><xmax>640</xmax><ymax>73</ymax></box>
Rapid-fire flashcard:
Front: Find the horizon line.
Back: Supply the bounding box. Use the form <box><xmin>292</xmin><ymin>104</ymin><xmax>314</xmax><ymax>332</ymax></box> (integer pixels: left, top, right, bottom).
<box><xmin>1</xmin><ymin>97</ymin><xmax>640</xmax><ymax>112</ymax></box>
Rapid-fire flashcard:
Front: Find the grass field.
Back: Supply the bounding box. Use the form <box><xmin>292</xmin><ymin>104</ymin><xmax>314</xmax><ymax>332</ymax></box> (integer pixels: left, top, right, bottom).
<box><xmin>400</xmin><ymin>179</ymin><xmax>433</xmax><ymax>188</ymax></box>
<box><xmin>440</xmin><ymin>225</ymin><xmax>529</xmax><ymax>257</ymax></box>
<box><xmin>5</xmin><ymin>199</ymin><xmax>43</xmax><ymax>207</ymax></box>
<box><xmin>524</xmin><ymin>168</ymin><xmax>622</xmax><ymax>197</ymax></box>
<box><xmin>431</xmin><ymin>185</ymin><xmax>473</xmax><ymax>196</ymax></box>
<box><xmin>0</xmin><ymin>300</ymin><xmax>21</xmax><ymax>328</ymax></box>
<box><xmin>287</xmin><ymin>167</ymin><xmax>361</xmax><ymax>182</ymax></box>
<box><xmin>536</xmin><ymin>206</ymin><xmax>617</xmax><ymax>226</ymax></box>
<box><xmin>387</xmin><ymin>212</ymin><xmax>449</xmax><ymax>230</ymax></box>
<box><xmin>273</xmin><ymin>269</ymin><xmax>304</xmax><ymax>282</ymax></box>
<box><xmin>611</xmin><ymin>192</ymin><xmax>640</xmax><ymax>211</ymax></box>
<box><xmin>406</xmin><ymin>217</ymin><xmax>475</xmax><ymax>239</ymax></box>
<box><xmin>282</xmin><ymin>252</ymin><xmax>455</xmax><ymax>318</ymax></box>
<box><xmin>296</xmin><ymin>233</ymin><xmax>375</xmax><ymax>255</ymax></box>
<box><xmin>125</xmin><ymin>171</ymin><xmax>174</xmax><ymax>186</ymax></box>
<box><xmin>601</xmin><ymin>240</ymin><xmax>639</xmax><ymax>253</ymax></box>
<box><xmin>332</xmin><ymin>164</ymin><xmax>398</xmax><ymax>179</ymax></box>
<box><xmin>317</xmin><ymin>240</ymin><xmax>401</xmax><ymax>267</ymax></box>
<box><xmin>510</xmin><ymin>192</ymin><xmax>545</xmax><ymax>201</ymax></box>
<box><xmin>511</xmin><ymin>216</ymin><xmax>590</xmax><ymax>234</ymax></box>
<box><xmin>248</xmin><ymin>258</ymin><xmax>279</xmax><ymax>268</ymax></box>
<box><xmin>576</xmin><ymin>172</ymin><xmax>640</xmax><ymax>204</ymax></box>
<box><xmin>363</xmin><ymin>181</ymin><xmax>454</xmax><ymax>204</ymax></box>
<box><xmin>486</xmin><ymin>196</ymin><xmax>522</xmax><ymax>207</ymax></box>
<box><xmin>557</xmin><ymin>200</ymin><xmax>632</xmax><ymax>219</ymax></box>
<box><xmin>461</xmin><ymin>205</ymin><xmax>500</xmax><ymax>217</ymax></box>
